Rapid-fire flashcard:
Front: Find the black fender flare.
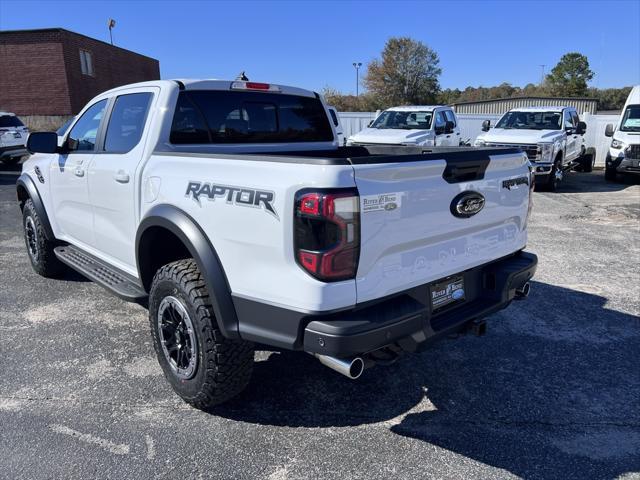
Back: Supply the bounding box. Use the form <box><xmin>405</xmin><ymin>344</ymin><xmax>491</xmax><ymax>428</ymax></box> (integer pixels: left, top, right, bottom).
<box><xmin>136</xmin><ymin>204</ymin><xmax>239</xmax><ymax>339</ymax></box>
<box><xmin>16</xmin><ymin>173</ymin><xmax>55</xmax><ymax>240</ymax></box>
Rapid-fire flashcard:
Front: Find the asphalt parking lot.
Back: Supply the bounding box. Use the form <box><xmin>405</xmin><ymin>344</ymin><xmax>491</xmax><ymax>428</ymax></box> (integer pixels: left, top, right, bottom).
<box><xmin>0</xmin><ymin>169</ymin><xmax>639</xmax><ymax>480</ymax></box>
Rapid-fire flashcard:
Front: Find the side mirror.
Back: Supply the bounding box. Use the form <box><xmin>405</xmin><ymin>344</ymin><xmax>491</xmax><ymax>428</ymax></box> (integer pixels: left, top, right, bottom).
<box><xmin>481</xmin><ymin>120</ymin><xmax>491</xmax><ymax>132</ymax></box>
<box><xmin>605</xmin><ymin>124</ymin><xmax>614</xmax><ymax>137</ymax></box>
<box><xmin>575</xmin><ymin>121</ymin><xmax>587</xmax><ymax>135</ymax></box>
<box><xmin>26</xmin><ymin>132</ymin><xmax>59</xmax><ymax>154</ymax></box>
<box><xmin>445</xmin><ymin>121</ymin><xmax>455</xmax><ymax>134</ymax></box>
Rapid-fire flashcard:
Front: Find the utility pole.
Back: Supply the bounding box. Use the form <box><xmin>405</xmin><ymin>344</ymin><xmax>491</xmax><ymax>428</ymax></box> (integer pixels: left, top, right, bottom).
<box><xmin>108</xmin><ymin>19</ymin><xmax>116</xmax><ymax>45</ymax></box>
<box><xmin>352</xmin><ymin>62</ymin><xmax>362</xmax><ymax>97</ymax></box>
<box><xmin>539</xmin><ymin>64</ymin><xmax>546</xmax><ymax>85</ymax></box>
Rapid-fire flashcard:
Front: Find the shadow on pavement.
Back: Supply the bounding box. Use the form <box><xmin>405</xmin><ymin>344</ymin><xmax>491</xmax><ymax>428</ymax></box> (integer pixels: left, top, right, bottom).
<box><xmin>0</xmin><ymin>173</ymin><xmax>20</xmax><ymax>186</ymax></box>
<box><xmin>214</xmin><ymin>281</ymin><xmax>640</xmax><ymax>478</ymax></box>
<box><xmin>548</xmin><ymin>170</ymin><xmax>640</xmax><ymax>194</ymax></box>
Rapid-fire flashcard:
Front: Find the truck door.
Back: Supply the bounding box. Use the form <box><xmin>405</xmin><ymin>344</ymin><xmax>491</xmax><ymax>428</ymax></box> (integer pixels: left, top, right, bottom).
<box><xmin>444</xmin><ymin>109</ymin><xmax>461</xmax><ymax>145</ymax></box>
<box><xmin>434</xmin><ymin>111</ymin><xmax>450</xmax><ymax>146</ymax></box>
<box><xmin>87</xmin><ymin>90</ymin><xmax>156</xmax><ymax>272</ymax></box>
<box><xmin>563</xmin><ymin>109</ymin><xmax>577</xmax><ymax>162</ymax></box>
<box><xmin>49</xmin><ymin>99</ymin><xmax>107</xmax><ymax>248</ymax></box>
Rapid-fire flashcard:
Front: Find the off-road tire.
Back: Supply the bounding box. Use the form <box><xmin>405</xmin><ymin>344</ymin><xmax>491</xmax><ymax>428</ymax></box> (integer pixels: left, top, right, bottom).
<box><xmin>22</xmin><ymin>199</ymin><xmax>64</xmax><ymax>277</ymax></box>
<box><xmin>149</xmin><ymin>259</ymin><xmax>254</xmax><ymax>409</ymax></box>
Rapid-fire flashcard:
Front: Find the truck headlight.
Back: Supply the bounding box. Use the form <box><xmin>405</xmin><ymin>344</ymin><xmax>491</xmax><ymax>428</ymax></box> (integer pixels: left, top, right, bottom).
<box><xmin>474</xmin><ymin>139</ymin><xmax>486</xmax><ymax>147</ymax></box>
<box><xmin>611</xmin><ymin>139</ymin><xmax>626</xmax><ymax>149</ymax></box>
<box><xmin>539</xmin><ymin>143</ymin><xmax>554</xmax><ymax>162</ymax></box>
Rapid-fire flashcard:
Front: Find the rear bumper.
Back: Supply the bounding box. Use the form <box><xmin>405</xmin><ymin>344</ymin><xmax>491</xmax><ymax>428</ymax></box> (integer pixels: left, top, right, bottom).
<box><xmin>233</xmin><ymin>251</ymin><xmax>537</xmax><ymax>357</ymax></box>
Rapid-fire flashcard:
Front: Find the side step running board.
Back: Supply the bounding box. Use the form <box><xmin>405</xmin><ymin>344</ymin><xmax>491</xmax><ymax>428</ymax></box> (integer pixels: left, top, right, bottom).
<box><xmin>54</xmin><ymin>245</ymin><xmax>147</xmax><ymax>301</ymax></box>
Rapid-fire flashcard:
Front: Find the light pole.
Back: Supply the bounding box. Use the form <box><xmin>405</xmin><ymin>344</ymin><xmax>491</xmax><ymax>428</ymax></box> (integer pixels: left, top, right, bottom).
<box><xmin>108</xmin><ymin>19</ymin><xmax>116</xmax><ymax>45</ymax></box>
<box><xmin>539</xmin><ymin>64</ymin><xmax>546</xmax><ymax>85</ymax></box>
<box><xmin>352</xmin><ymin>62</ymin><xmax>362</xmax><ymax>97</ymax></box>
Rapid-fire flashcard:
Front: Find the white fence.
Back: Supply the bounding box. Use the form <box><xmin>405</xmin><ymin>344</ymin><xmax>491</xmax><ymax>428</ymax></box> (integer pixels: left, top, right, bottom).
<box><xmin>337</xmin><ymin>112</ymin><xmax>619</xmax><ymax>167</ymax></box>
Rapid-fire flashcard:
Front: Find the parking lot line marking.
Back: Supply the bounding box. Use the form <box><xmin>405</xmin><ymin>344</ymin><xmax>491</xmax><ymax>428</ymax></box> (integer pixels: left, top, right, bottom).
<box><xmin>49</xmin><ymin>424</ymin><xmax>130</xmax><ymax>455</ymax></box>
<box><xmin>145</xmin><ymin>434</ymin><xmax>155</xmax><ymax>460</ymax></box>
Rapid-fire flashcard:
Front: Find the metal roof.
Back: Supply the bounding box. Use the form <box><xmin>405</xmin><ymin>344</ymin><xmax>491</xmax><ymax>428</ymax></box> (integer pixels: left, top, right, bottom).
<box><xmin>383</xmin><ymin>105</ymin><xmax>448</xmax><ymax>112</ymax></box>
<box><xmin>451</xmin><ymin>96</ymin><xmax>598</xmax><ymax>115</ymax></box>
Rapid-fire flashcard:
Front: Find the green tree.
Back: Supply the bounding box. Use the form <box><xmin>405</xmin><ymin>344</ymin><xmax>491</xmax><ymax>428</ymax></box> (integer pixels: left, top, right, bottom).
<box><xmin>363</xmin><ymin>37</ymin><xmax>441</xmax><ymax>106</ymax></box>
<box><xmin>545</xmin><ymin>53</ymin><xmax>594</xmax><ymax>97</ymax></box>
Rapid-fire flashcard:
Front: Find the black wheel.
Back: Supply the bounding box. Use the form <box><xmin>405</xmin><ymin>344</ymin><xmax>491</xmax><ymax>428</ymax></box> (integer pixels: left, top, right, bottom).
<box><xmin>22</xmin><ymin>199</ymin><xmax>64</xmax><ymax>277</ymax></box>
<box><xmin>149</xmin><ymin>259</ymin><xmax>254</xmax><ymax>409</ymax></box>
<box><xmin>547</xmin><ymin>158</ymin><xmax>563</xmax><ymax>192</ymax></box>
<box><xmin>604</xmin><ymin>166</ymin><xmax>618</xmax><ymax>182</ymax></box>
<box><xmin>580</xmin><ymin>152</ymin><xmax>594</xmax><ymax>173</ymax></box>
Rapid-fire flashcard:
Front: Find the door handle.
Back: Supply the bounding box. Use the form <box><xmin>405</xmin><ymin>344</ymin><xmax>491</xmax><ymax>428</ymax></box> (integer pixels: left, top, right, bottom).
<box><xmin>114</xmin><ymin>170</ymin><xmax>130</xmax><ymax>183</ymax></box>
<box><xmin>74</xmin><ymin>167</ymin><xmax>85</xmax><ymax>177</ymax></box>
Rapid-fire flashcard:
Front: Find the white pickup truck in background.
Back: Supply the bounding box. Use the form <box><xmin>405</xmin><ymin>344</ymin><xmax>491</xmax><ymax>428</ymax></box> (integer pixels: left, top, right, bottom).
<box><xmin>347</xmin><ymin>105</ymin><xmax>462</xmax><ymax>147</ymax></box>
<box><xmin>18</xmin><ymin>79</ymin><xmax>537</xmax><ymax>409</ymax></box>
<box><xmin>605</xmin><ymin>85</ymin><xmax>640</xmax><ymax>181</ymax></box>
<box><xmin>475</xmin><ymin>106</ymin><xmax>592</xmax><ymax>191</ymax></box>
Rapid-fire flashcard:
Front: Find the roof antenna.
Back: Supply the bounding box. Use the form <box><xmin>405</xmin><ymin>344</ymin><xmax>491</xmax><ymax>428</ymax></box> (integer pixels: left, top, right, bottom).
<box><xmin>236</xmin><ymin>71</ymin><xmax>249</xmax><ymax>81</ymax></box>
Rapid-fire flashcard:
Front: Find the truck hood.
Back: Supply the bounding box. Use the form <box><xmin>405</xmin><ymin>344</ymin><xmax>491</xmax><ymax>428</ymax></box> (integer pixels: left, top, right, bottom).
<box><xmin>350</xmin><ymin>128</ymin><xmax>432</xmax><ymax>145</ymax></box>
<box><xmin>479</xmin><ymin>129</ymin><xmax>562</xmax><ymax>145</ymax></box>
<box><xmin>613</xmin><ymin>130</ymin><xmax>640</xmax><ymax>145</ymax></box>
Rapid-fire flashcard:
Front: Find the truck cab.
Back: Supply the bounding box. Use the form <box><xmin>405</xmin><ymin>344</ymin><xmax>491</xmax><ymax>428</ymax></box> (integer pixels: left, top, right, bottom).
<box><xmin>475</xmin><ymin>106</ymin><xmax>588</xmax><ymax>191</ymax></box>
<box><xmin>605</xmin><ymin>85</ymin><xmax>640</xmax><ymax>181</ymax></box>
<box><xmin>347</xmin><ymin>106</ymin><xmax>461</xmax><ymax>147</ymax></box>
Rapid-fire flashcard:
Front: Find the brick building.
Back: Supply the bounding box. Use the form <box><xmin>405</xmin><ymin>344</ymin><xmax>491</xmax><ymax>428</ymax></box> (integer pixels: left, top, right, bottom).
<box><xmin>0</xmin><ymin>28</ymin><xmax>160</xmax><ymax>129</ymax></box>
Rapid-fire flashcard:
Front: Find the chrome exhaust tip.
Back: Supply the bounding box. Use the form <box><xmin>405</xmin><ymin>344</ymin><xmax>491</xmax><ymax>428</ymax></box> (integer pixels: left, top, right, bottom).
<box><xmin>313</xmin><ymin>354</ymin><xmax>365</xmax><ymax>379</ymax></box>
<box><xmin>515</xmin><ymin>282</ymin><xmax>531</xmax><ymax>299</ymax></box>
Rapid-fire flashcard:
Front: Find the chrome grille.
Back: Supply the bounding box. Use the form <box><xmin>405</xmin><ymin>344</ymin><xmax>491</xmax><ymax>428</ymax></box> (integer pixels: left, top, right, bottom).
<box><xmin>627</xmin><ymin>144</ymin><xmax>640</xmax><ymax>160</ymax></box>
<box><xmin>487</xmin><ymin>143</ymin><xmax>539</xmax><ymax>160</ymax></box>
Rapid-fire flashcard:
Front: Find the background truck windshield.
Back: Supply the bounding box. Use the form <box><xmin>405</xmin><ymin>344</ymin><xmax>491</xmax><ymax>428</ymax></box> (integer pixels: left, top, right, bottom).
<box><xmin>0</xmin><ymin>115</ymin><xmax>24</xmax><ymax>128</ymax></box>
<box><xmin>170</xmin><ymin>90</ymin><xmax>334</xmax><ymax>144</ymax></box>
<box><xmin>620</xmin><ymin>105</ymin><xmax>640</xmax><ymax>132</ymax></box>
<box><xmin>370</xmin><ymin>110</ymin><xmax>433</xmax><ymax>130</ymax></box>
<box><xmin>495</xmin><ymin>111</ymin><xmax>562</xmax><ymax>130</ymax></box>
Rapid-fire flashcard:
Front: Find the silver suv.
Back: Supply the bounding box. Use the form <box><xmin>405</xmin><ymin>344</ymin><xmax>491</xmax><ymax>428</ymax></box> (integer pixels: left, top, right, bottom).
<box><xmin>0</xmin><ymin>112</ymin><xmax>29</xmax><ymax>165</ymax></box>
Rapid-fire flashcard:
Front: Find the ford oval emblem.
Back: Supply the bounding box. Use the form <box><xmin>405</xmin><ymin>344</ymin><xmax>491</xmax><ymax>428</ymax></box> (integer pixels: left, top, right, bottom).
<box><xmin>452</xmin><ymin>289</ymin><xmax>465</xmax><ymax>300</ymax></box>
<box><xmin>451</xmin><ymin>191</ymin><xmax>485</xmax><ymax>218</ymax></box>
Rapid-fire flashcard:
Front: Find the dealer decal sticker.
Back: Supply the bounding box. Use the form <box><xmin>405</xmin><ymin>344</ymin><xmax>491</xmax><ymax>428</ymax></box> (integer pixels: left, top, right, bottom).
<box><xmin>362</xmin><ymin>193</ymin><xmax>402</xmax><ymax>213</ymax></box>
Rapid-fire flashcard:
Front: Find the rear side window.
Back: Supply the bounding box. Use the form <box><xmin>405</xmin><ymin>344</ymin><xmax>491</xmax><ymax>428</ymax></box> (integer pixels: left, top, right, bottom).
<box><xmin>104</xmin><ymin>92</ymin><xmax>153</xmax><ymax>153</ymax></box>
<box><xmin>443</xmin><ymin>110</ymin><xmax>457</xmax><ymax>126</ymax></box>
<box><xmin>0</xmin><ymin>115</ymin><xmax>24</xmax><ymax>128</ymax></box>
<box><xmin>328</xmin><ymin>109</ymin><xmax>339</xmax><ymax>127</ymax></box>
<box><xmin>170</xmin><ymin>90</ymin><xmax>334</xmax><ymax>144</ymax></box>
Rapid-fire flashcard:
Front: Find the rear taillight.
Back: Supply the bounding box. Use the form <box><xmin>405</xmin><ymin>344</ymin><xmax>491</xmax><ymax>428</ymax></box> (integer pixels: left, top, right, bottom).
<box><xmin>294</xmin><ymin>188</ymin><xmax>360</xmax><ymax>281</ymax></box>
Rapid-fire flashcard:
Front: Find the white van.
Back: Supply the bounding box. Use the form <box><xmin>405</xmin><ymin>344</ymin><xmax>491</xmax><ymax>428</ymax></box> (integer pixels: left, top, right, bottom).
<box><xmin>605</xmin><ymin>85</ymin><xmax>640</xmax><ymax>181</ymax></box>
<box><xmin>347</xmin><ymin>106</ymin><xmax>461</xmax><ymax>147</ymax></box>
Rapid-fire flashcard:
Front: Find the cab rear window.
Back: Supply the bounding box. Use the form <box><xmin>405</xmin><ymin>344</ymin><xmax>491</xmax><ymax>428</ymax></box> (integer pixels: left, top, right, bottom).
<box><xmin>170</xmin><ymin>90</ymin><xmax>334</xmax><ymax>144</ymax></box>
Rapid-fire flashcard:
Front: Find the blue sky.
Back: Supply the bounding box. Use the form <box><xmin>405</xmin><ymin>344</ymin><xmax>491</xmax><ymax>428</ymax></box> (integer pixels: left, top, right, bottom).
<box><xmin>1</xmin><ymin>0</ymin><xmax>638</xmax><ymax>93</ymax></box>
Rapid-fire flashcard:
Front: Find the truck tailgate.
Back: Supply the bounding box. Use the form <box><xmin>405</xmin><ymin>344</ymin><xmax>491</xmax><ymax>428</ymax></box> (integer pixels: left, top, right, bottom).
<box><xmin>352</xmin><ymin>149</ymin><xmax>531</xmax><ymax>303</ymax></box>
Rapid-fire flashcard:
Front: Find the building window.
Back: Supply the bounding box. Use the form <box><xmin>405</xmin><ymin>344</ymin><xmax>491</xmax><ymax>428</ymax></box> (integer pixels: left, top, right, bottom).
<box><xmin>79</xmin><ymin>50</ymin><xmax>94</xmax><ymax>76</ymax></box>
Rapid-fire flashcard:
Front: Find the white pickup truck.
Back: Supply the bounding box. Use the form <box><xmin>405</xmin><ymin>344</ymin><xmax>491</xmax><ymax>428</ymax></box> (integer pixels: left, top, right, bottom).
<box><xmin>604</xmin><ymin>85</ymin><xmax>640</xmax><ymax>181</ymax></box>
<box><xmin>18</xmin><ymin>79</ymin><xmax>537</xmax><ymax>409</ymax></box>
<box><xmin>475</xmin><ymin>106</ymin><xmax>591</xmax><ymax>191</ymax></box>
<box><xmin>347</xmin><ymin>105</ymin><xmax>462</xmax><ymax>147</ymax></box>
